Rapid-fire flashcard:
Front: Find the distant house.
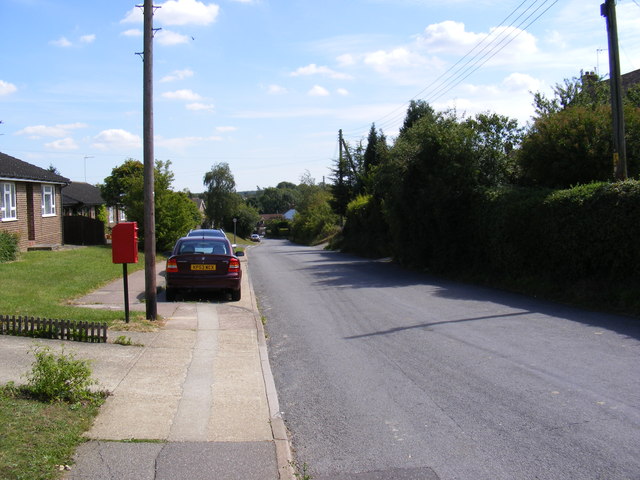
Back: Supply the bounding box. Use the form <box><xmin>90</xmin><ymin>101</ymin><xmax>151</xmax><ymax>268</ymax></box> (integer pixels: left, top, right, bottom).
<box><xmin>191</xmin><ymin>196</ymin><xmax>206</xmax><ymax>227</ymax></box>
<box><xmin>62</xmin><ymin>182</ymin><xmax>108</xmax><ymax>245</ymax></box>
<box><xmin>0</xmin><ymin>152</ymin><xmax>70</xmax><ymax>251</ymax></box>
<box><xmin>283</xmin><ymin>208</ymin><xmax>297</xmax><ymax>220</ymax></box>
<box><xmin>62</xmin><ymin>182</ymin><xmax>104</xmax><ymax>218</ymax></box>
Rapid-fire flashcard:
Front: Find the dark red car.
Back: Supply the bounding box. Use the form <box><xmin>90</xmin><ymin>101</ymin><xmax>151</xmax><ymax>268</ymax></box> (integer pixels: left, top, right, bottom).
<box><xmin>165</xmin><ymin>236</ymin><xmax>243</xmax><ymax>302</ymax></box>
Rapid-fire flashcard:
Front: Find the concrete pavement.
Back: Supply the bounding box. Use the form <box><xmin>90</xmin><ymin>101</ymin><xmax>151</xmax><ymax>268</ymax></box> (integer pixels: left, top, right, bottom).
<box><xmin>0</xmin><ymin>250</ymin><xmax>294</xmax><ymax>480</ymax></box>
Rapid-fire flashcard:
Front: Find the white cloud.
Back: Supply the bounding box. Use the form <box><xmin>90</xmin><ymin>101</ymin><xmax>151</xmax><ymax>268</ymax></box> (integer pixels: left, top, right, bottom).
<box><xmin>80</xmin><ymin>34</ymin><xmax>96</xmax><ymax>44</ymax></box>
<box><xmin>51</xmin><ymin>37</ymin><xmax>72</xmax><ymax>47</ymax></box>
<box><xmin>92</xmin><ymin>129</ymin><xmax>142</xmax><ymax>150</ymax></box>
<box><xmin>337</xmin><ymin>88</ymin><xmax>349</xmax><ymax>96</ymax></box>
<box><xmin>0</xmin><ymin>80</ymin><xmax>17</xmax><ymax>96</ymax></box>
<box><xmin>336</xmin><ymin>54</ymin><xmax>355</xmax><ymax>67</ymax></box>
<box><xmin>162</xmin><ymin>89</ymin><xmax>202</xmax><ymax>101</ymax></box>
<box><xmin>186</xmin><ymin>102</ymin><xmax>215</xmax><ymax>111</ymax></box>
<box><xmin>308</xmin><ymin>85</ymin><xmax>330</xmax><ymax>96</ymax></box>
<box><xmin>121</xmin><ymin>0</ymin><xmax>220</xmax><ymax>26</ymax></box>
<box><xmin>16</xmin><ymin>123</ymin><xmax>87</xmax><ymax>139</ymax></box>
<box><xmin>417</xmin><ymin>21</ymin><xmax>483</xmax><ymax>54</ymax></box>
<box><xmin>363</xmin><ymin>47</ymin><xmax>426</xmax><ymax>73</ymax></box>
<box><xmin>161</xmin><ymin>69</ymin><xmax>194</xmax><ymax>82</ymax></box>
<box><xmin>121</xmin><ymin>29</ymin><xmax>142</xmax><ymax>37</ymax></box>
<box><xmin>291</xmin><ymin>63</ymin><xmax>352</xmax><ymax>80</ymax></box>
<box><xmin>156</xmin><ymin>30</ymin><xmax>190</xmax><ymax>46</ymax></box>
<box><xmin>267</xmin><ymin>84</ymin><xmax>287</xmax><ymax>95</ymax></box>
<box><xmin>502</xmin><ymin>72</ymin><xmax>541</xmax><ymax>93</ymax></box>
<box><xmin>45</xmin><ymin>137</ymin><xmax>78</xmax><ymax>151</ymax></box>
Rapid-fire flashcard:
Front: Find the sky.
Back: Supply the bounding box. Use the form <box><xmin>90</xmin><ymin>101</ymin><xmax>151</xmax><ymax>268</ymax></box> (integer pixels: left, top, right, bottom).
<box><xmin>1</xmin><ymin>0</ymin><xmax>639</xmax><ymax>192</ymax></box>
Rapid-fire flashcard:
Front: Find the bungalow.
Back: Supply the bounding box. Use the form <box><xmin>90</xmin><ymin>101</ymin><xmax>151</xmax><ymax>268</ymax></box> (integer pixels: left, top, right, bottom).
<box><xmin>62</xmin><ymin>182</ymin><xmax>105</xmax><ymax>218</ymax></box>
<box><xmin>0</xmin><ymin>152</ymin><xmax>70</xmax><ymax>251</ymax></box>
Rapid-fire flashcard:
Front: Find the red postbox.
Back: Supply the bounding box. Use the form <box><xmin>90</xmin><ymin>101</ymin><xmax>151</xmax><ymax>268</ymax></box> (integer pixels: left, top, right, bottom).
<box><xmin>111</xmin><ymin>222</ymin><xmax>138</xmax><ymax>264</ymax></box>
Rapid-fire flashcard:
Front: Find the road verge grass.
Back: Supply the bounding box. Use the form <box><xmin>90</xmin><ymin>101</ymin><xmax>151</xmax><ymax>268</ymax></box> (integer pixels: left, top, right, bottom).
<box><xmin>0</xmin><ymin>246</ymin><xmax>146</xmax><ymax>326</ymax></box>
<box><xmin>0</xmin><ymin>345</ymin><xmax>106</xmax><ymax>480</ymax></box>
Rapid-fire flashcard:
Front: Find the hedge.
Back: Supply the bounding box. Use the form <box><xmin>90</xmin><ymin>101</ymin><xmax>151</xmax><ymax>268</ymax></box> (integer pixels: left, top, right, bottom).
<box><xmin>471</xmin><ymin>180</ymin><xmax>640</xmax><ymax>282</ymax></box>
<box><xmin>0</xmin><ymin>231</ymin><xmax>19</xmax><ymax>263</ymax></box>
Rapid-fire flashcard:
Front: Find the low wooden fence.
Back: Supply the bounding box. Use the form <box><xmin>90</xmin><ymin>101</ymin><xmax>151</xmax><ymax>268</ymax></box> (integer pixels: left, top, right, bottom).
<box><xmin>0</xmin><ymin>315</ymin><xmax>107</xmax><ymax>343</ymax></box>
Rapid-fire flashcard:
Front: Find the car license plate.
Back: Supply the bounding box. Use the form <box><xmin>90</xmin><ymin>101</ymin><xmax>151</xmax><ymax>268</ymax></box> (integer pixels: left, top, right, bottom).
<box><xmin>191</xmin><ymin>264</ymin><xmax>216</xmax><ymax>271</ymax></box>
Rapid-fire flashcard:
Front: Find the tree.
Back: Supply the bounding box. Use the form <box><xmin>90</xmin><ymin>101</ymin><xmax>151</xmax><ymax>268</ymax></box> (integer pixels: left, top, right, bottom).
<box><xmin>203</xmin><ymin>162</ymin><xmax>236</xmax><ymax>228</ymax></box>
<box><xmin>101</xmin><ymin>159</ymin><xmax>202</xmax><ymax>251</ymax></box>
<box><xmin>398</xmin><ymin>100</ymin><xmax>435</xmax><ymax>137</ymax></box>
<box><xmin>519</xmin><ymin>72</ymin><xmax>640</xmax><ymax>187</ymax></box>
<box><xmin>231</xmin><ymin>202</ymin><xmax>260</xmax><ymax>238</ymax></box>
<box><xmin>465</xmin><ymin>112</ymin><xmax>523</xmax><ymax>186</ymax></box>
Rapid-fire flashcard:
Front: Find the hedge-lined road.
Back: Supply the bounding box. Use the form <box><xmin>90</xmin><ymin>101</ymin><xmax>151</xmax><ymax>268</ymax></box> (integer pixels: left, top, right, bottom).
<box><xmin>250</xmin><ymin>239</ymin><xmax>640</xmax><ymax>480</ymax></box>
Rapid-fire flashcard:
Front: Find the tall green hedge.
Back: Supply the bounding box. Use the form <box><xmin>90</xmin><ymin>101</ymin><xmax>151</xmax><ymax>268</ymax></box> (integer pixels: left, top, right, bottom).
<box><xmin>471</xmin><ymin>180</ymin><xmax>640</xmax><ymax>282</ymax></box>
<box><xmin>0</xmin><ymin>231</ymin><xmax>19</xmax><ymax>263</ymax></box>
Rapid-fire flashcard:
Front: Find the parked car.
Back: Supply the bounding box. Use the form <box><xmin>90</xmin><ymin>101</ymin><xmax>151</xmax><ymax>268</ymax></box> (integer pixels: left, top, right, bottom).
<box><xmin>250</xmin><ymin>233</ymin><xmax>261</xmax><ymax>242</ymax></box>
<box><xmin>165</xmin><ymin>236</ymin><xmax>243</xmax><ymax>302</ymax></box>
<box><xmin>187</xmin><ymin>229</ymin><xmax>226</xmax><ymax>238</ymax></box>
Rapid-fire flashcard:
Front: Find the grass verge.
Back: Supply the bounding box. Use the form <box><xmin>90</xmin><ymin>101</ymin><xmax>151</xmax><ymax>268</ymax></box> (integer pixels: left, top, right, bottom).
<box><xmin>0</xmin><ymin>246</ymin><xmax>147</xmax><ymax>326</ymax></box>
<box><xmin>0</xmin><ymin>388</ymin><xmax>103</xmax><ymax>480</ymax></box>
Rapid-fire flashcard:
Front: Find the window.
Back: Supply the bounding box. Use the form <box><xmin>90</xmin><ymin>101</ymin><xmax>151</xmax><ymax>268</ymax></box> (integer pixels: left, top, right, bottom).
<box><xmin>42</xmin><ymin>184</ymin><xmax>56</xmax><ymax>216</ymax></box>
<box><xmin>1</xmin><ymin>182</ymin><xmax>17</xmax><ymax>221</ymax></box>
<box><xmin>119</xmin><ymin>208</ymin><xmax>126</xmax><ymax>221</ymax></box>
<box><xmin>108</xmin><ymin>207</ymin><xmax>115</xmax><ymax>223</ymax></box>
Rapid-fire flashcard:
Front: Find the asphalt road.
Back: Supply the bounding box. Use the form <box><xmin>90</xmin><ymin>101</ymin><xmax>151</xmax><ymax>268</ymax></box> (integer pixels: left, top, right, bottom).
<box><xmin>248</xmin><ymin>239</ymin><xmax>640</xmax><ymax>480</ymax></box>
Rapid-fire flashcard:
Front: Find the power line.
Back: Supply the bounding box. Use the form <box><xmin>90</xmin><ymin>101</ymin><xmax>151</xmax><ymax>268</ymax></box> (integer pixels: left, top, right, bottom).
<box><xmin>343</xmin><ymin>0</ymin><xmax>559</xmax><ymax>140</ymax></box>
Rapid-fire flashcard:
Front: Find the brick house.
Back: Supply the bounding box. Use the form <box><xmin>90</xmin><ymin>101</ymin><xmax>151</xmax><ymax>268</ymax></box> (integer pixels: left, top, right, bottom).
<box><xmin>0</xmin><ymin>152</ymin><xmax>70</xmax><ymax>251</ymax></box>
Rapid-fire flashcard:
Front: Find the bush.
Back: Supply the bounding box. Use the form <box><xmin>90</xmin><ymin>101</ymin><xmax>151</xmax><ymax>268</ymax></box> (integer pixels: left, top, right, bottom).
<box><xmin>518</xmin><ymin>104</ymin><xmax>640</xmax><ymax>188</ymax></box>
<box><xmin>339</xmin><ymin>194</ymin><xmax>391</xmax><ymax>258</ymax></box>
<box><xmin>471</xmin><ymin>181</ymin><xmax>640</xmax><ymax>280</ymax></box>
<box><xmin>0</xmin><ymin>231</ymin><xmax>19</xmax><ymax>263</ymax></box>
<box><xmin>24</xmin><ymin>345</ymin><xmax>97</xmax><ymax>403</ymax></box>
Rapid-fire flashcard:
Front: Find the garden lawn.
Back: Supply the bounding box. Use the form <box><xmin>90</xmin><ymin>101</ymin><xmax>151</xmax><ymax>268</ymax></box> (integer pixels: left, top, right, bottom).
<box><xmin>0</xmin><ymin>246</ymin><xmax>145</xmax><ymax>325</ymax></box>
<box><xmin>0</xmin><ymin>386</ymin><xmax>103</xmax><ymax>480</ymax></box>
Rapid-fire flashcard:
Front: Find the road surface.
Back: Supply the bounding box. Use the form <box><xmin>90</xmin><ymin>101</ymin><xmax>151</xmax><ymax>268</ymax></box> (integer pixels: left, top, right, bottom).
<box><xmin>249</xmin><ymin>239</ymin><xmax>640</xmax><ymax>480</ymax></box>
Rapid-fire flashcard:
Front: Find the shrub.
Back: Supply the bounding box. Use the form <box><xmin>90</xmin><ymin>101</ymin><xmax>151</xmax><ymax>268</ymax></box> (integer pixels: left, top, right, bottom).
<box><xmin>0</xmin><ymin>231</ymin><xmax>19</xmax><ymax>263</ymax></box>
<box><xmin>340</xmin><ymin>194</ymin><xmax>391</xmax><ymax>258</ymax></box>
<box><xmin>24</xmin><ymin>345</ymin><xmax>97</xmax><ymax>403</ymax></box>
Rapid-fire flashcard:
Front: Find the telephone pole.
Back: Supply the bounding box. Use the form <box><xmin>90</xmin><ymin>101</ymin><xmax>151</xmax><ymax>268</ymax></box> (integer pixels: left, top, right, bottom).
<box><xmin>601</xmin><ymin>0</ymin><xmax>627</xmax><ymax>180</ymax></box>
<box><xmin>143</xmin><ymin>0</ymin><xmax>157</xmax><ymax>320</ymax></box>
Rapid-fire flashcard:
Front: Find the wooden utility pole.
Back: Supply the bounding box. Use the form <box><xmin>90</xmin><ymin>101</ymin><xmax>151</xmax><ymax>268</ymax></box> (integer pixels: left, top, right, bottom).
<box><xmin>601</xmin><ymin>0</ymin><xmax>627</xmax><ymax>180</ymax></box>
<box><xmin>143</xmin><ymin>0</ymin><xmax>157</xmax><ymax>320</ymax></box>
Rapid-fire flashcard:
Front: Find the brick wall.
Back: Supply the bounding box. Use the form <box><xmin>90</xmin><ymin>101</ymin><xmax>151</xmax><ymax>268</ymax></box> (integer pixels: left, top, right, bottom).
<box><xmin>0</xmin><ymin>182</ymin><xmax>64</xmax><ymax>251</ymax></box>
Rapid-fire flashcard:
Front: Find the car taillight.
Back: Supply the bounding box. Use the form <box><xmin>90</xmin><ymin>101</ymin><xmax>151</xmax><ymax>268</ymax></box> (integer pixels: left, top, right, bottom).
<box><xmin>229</xmin><ymin>257</ymin><xmax>240</xmax><ymax>273</ymax></box>
<box><xmin>166</xmin><ymin>258</ymin><xmax>178</xmax><ymax>273</ymax></box>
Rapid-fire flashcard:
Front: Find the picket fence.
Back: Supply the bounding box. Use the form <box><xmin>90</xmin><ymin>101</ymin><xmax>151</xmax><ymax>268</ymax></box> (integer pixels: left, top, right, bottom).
<box><xmin>0</xmin><ymin>315</ymin><xmax>107</xmax><ymax>343</ymax></box>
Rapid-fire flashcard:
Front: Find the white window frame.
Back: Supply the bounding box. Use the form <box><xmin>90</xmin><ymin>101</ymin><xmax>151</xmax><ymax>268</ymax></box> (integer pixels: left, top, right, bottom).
<box><xmin>41</xmin><ymin>184</ymin><xmax>56</xmax><ymax>217</ymax></box>
<box><xmin>1</xmin><ymin>182</ymin><xmax>17</xmax><ymax>221</ymax></box>
<box><xmin>119</xmin><ymin>208</ymin><xmax>126</xmax><ymax>221</ymax></box>
<box><xmin>108</xmin><ymin>206</ymin><xmax>115</xmax><ymax>223</ymax></box>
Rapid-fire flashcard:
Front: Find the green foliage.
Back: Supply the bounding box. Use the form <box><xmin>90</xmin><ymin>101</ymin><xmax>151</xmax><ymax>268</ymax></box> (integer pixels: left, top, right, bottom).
<box><xmin>337</xmin><ymin>194</ymin><xmax>390</xmax><ymax>258</ymax></box>
<box><xmin>24</xmin><ymin>345</ymin><xmax>97</xmax><ymax>403</ymax></box>
<box><xmin>203</xmin><ymin>162</ymin><xmax>237</xmax><ymax>228</ymax></box>
<box><xmin>155</xmin><ymin>190</ymin><xmax>203</xmax><ymax>251</ymax></box>
<box><xmin>290</xmin><ymin>180</ymin><xmax>338</xmax><ymax>245</ymax></box>
<box><xmin>0</xmin><ymin>231</ymin><xmax>19</xmax><ymax>263</ymax></box>
<box><xmin>522</xmin><ymin>71</ymin><xmax>640</xmax><ymax>188</ymax></box>
<box><xmin>265</xmin><ymin>218</ymin><xmax>291</xmax><ymax>238</ymax></box>
<box><xmin>229</xmin><ymin>202</ymin><xmax>260</xmax><ymax>238</ymax></box>
<box><xmin>255</xmin><ymin>185</ymin><xmax>300</xmax><ymax>214</ymax></box>
<box><xmin>518</xmin><ymin>105</ymin><xmax>640</xmax><ymax>187</ymax></box>
<box><xmin>101</xmin><ymin>159</ymin><xmax>201</xmax><ymax>251</ymax></box>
